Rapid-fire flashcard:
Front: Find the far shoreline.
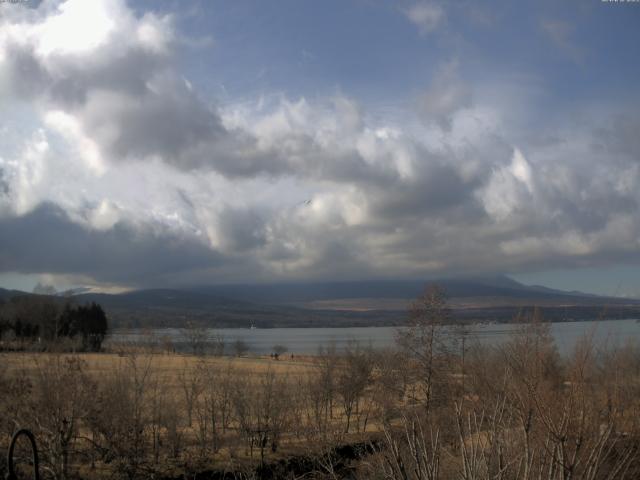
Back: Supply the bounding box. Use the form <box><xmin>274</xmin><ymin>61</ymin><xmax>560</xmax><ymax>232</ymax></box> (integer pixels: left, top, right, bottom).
<box><xmin>105</xmin><ymin>318</ymin><xmax>640</xmax><ymax>357</ymax></box>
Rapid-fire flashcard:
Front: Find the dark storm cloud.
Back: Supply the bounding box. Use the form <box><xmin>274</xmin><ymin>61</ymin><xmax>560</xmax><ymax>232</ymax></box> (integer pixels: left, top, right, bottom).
<box><xmin>0</xmin><ymin>167</ymin><xmax>9</xmax><ymax>197</ymax></box>
<box><xmin>0</xmin><ymin>203</ymin><xmax>224</xmax><ymax>284</ymax></box>
<box><xmin>216</xmin><ymin>207</ymin><xmax>267</xmax><ymax>253</ymax></box>
<box><xmin>80</xmin><ymin>78</ymin><xmax>225</xmax><ymax>164</ymax></box>
<box><xmin>2</xmin><ymin>43</ymin><xmax>51</xmax><ymax>99</ymax></box>
<box><xmin>368</xmin><ymin>161</ymin><xmax>484</xmax><ymax>221</ymax></box>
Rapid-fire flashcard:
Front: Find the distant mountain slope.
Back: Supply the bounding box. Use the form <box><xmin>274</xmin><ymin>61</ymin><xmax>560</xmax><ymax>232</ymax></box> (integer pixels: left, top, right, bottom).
<box><xmin>0</xmin><ymin>287</ymin><xmax>28</xmax><ymax>302</ymax></box>
<box><xmin>76</xmin><ymin>289</ymin><xmax>251</xmax><ymax>311</ymax></box>
<box><xmin>191</xmin><ymin>276</ymin><xmax>637</xmax><ymax>306</ymax></box>
<box><xmin>89</xmin><ymin>277</ymin><xmax>640</xmax><ymax>327</ymax></box>
<box><xmin>2</xmin><ymin>277</ymin><xmax>639</xmax><ymax>328</ymax></box>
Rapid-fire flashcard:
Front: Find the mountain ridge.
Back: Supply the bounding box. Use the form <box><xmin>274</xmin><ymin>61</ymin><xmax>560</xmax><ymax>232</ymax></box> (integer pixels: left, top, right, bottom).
<box><xmin>2</xmin><ymin>277</ymin><xmax>639</xmax><ymax>328</ymax></box>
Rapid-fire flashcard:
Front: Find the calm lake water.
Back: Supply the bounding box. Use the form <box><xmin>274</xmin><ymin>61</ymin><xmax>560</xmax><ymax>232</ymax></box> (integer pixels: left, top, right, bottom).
<box><xmin>108</xmin><ymin>319</ymin><xmax>640</xmax><ymax>356</ymax></box>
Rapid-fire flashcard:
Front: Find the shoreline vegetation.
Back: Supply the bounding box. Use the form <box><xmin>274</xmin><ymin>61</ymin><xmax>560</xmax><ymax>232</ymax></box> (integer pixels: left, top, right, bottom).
<box><xmin>83</xmin><ymin>303</ymin><xmax>640</xmax><ymax>330</ymax></box>
<box><xmin>1</xmin><ymin>287</ymin><xmax>640</xmax><ymax>479</ymax></box>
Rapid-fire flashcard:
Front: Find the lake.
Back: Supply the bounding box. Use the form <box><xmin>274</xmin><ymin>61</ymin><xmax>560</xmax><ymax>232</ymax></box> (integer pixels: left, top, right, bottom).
<box><xmin>107</xmin><ymin>318</ymin><xmax>640</xmax><ymax>356</ymax></box>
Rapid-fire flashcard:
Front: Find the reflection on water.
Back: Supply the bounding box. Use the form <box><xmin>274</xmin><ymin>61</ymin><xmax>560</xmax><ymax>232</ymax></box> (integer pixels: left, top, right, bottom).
<box><xmin>108</xmin><ymin>319</ymin><xmax>640</xmax><ymax>356</ymax></box>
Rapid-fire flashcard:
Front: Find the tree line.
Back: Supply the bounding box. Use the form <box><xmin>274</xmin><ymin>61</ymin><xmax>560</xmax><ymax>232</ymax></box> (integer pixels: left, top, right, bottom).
<box><xmin>0</xmin><ymin>295</ymin><xmax>108</xmax><ymax>351</ymax></box>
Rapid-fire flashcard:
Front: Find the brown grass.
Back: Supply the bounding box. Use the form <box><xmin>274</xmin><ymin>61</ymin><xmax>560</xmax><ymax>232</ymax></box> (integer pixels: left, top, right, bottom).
<box><xmin>1</xmin><ymin>350</ymin><xmax>317</xmax><ymax>386</ymax></box>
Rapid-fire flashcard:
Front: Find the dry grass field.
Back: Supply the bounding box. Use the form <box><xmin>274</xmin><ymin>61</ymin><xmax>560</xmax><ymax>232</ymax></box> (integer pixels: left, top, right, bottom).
<box><xmin>3</xmin><ymin>305</ymin><xmax>640</xmax><ymax>479</ymax></box>
<box><xmin>1</xmin><ymin>347</ymin><xmax>385</xmax><ymax>479</ymax></box>
<box><xmin>1</xmin><ymin>351</ymin><xmax>317</xmax><ymax>380</ymax></box>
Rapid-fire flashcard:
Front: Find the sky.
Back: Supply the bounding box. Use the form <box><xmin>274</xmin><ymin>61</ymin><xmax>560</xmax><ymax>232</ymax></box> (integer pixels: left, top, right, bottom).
<box><xmin>0</xmin><ymin>0</ymin><xmax>639</xmax><ymax>296</ymax></box>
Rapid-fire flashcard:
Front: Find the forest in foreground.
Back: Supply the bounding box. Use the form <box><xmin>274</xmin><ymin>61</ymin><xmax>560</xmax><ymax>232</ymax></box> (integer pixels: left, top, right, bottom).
<box><xmin>1</xmin><ymin>287</ymin><xmax>640</xmax><ymax>479</ymax></box>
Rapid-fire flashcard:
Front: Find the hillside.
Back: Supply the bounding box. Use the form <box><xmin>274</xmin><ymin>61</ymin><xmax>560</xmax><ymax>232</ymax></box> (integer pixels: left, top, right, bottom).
<box><xmin>2</xmin><ymin>278</ymin><xmax>639</xmax><ymax>329</ymax></box>
<box><xmin>191</xmin><ymin>276</ymin><xmax>628</xmax><ymax>307</ymax></box>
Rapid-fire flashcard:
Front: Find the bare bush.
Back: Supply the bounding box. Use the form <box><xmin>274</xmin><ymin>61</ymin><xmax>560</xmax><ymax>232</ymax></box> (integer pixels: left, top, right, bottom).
<box><xmin>233</xmin><ymin>339</ymin><xmax>250</xmax><ymax>357</ymax></box>
<box><xmin>231</xmin><ymin>368</ymin><xmax>292</xmax><ymax>465</ymax></box>
<box><xmin>20</xmin><ymin>356</ymin><xmax>92</xmax><ymax>480</ymax></box>
<box><xmin>178</xmin><ymin>361</ymin><xmax>204</xmax><ymax>427</ymax></box>
<box><xmin>183</xmin><ymin>321</ymin><xmax>209</xmax><ymax>356</ymax></box>
<box><xmin>86</xmin><ymin>354</ymin><xmax>154</xmax><ymax>479</ymax></box>
<box><xmin>337</xmin><ymin>343</ymin><xmax>373</xmax><ymax>433</ymax></box>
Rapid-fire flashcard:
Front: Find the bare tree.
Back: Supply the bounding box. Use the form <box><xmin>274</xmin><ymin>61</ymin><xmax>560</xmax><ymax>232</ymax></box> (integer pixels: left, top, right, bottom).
<box><xmin>372</xmin><ymin>348</ymin><xmax>411</xmax><ymax>422</ymax></box>
<box><xmin>178</xmin><ymin>361</ymin><xmax>204</xmax><ymax>427</ymax></box>
<box><xmin>302</xmin><ymin>369</ymin><xmax>331</xmax><ymax>440</ymax></box>
<box><xmin>272</xmin><ymin>344</ymin><xmax>288</xmax><ymax>359</ymax></box>
<box><xmin>397</xmin><ymin>284</ymin><xmax>450</xmax><ymax>412</ymax></box>
<box><xmin>147</xmin><ymin>372</ymin><xmax>167</xmax><ymax>465</ymax></box>
<box><xmin>233</xmin><ymin>339</ymin><xmax>250</xmax><ymax>357</ymax></box>
<box><xmin>336</xmin><ymin>342</ymin><xmax>373</xmax><ymax>433</ymax></box>
<box><xmin>212</xmin><ymin>331</ymin><xmax>225</xmax><ymax>356</ymax></box>
<box><xmin>163</xmin><ymin>395</ymin><xmax>184</xmax><ymax>460</ymax></box>
<box><xmin>316</xmin><ymin>342</ymin><xmax>339</xmax><ymax>425</ymax></box>
<box><xmin>184</xmin><ymin>321</ymin><xmax>209</xmax><ymax>356</ymax></box>
<box><xmin>24</xmin><ymin>355</ymin><xmax>92</xmax><ymax>480</ymax></box>
<box><xmin>231</xmin><ymin>368</ymin><xmax>291</xmax><ymax>465</ymax></box>
<box><xmin>375</xmin><ymin>411</ymin><xmax>441</xmax><ymax>480</ymax></box>
<box><xmin>195</xmin><ymin>361</ymin><xmax>235</xmax><ymax>454</ymax></box>
<box><xmin>86</xmin><ymin>354</ymin><xmax>154</xmax><ymax>480</ymax></box>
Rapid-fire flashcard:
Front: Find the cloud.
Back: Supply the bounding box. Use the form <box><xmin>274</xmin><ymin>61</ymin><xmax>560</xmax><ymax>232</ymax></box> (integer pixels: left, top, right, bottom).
<box><xmin>418</xmin><ymin>60</ymin><xmax>472</xmax><ymax>129</ymax></box>
<box><xmin>0</xmin><ymin>0</ymin><xmax>228</xmax><ymax>171</ymax></box>
<box><xmin>0</xmin><ymin>0</ymin><xmax>639</xmax><ymax>289</ymax></box>
<box><xmin>33</xmin><ymin>282</ymin><xmax>57</xmax><ymax>295</ymax></box>
<box><xmin>403</xmin><ymin>2</ymin><xmax>445</xmax><ymax>34</ymax></box>
<box><xmin>1</xmin><ymin>2</ymin><xmax>382</xmax><ymax>179</ymax></box>
<box><xmin>0</xmin><ymin>203</ymin><xmax>226</xmax><ymax>284</ymax></box>
<box><xmin>479</xmin><ymin>148</ymin><xmax>534</xmax><ymax>221</ymax></box>
<box><xmin>211</xmin><ymin>206</ymin><xmax>267</xmax><ymax>254</ymax></box>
